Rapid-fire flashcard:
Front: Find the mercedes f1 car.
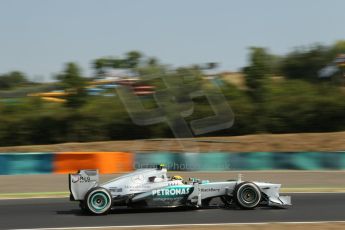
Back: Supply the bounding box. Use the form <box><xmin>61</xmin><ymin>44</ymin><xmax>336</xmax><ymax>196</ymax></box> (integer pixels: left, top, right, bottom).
<box><xmin>69</xmin><ymin>165</ymin><xmax>291</xmax><ymax>215</ymax></box>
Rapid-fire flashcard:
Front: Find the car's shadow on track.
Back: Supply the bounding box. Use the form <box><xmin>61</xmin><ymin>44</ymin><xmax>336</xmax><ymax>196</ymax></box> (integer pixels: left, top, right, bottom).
<box><xmin>56</xmin><ymin>209</ymin><xmax>86</xmax><ymax>216</ymax></box>
<box><xmin>56</xmin><ymin>204</ymin><xmax>286</xmax><ymax>216</ymax></box>
<box><xmin>56</xmin><ymin>207</ymin><xmax>196</xmax><ymax>216</ymax></box>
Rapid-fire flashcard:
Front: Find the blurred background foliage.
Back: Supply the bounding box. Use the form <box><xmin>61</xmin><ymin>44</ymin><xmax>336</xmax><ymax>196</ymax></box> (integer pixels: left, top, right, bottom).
<box><xmin>1</xmin><ymin>41</ymin><xmax>345</xmax><ymax>146</ymax></box>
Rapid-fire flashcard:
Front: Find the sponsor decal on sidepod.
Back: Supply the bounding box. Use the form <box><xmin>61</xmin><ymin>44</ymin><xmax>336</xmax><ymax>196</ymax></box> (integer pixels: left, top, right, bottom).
<box><xmin>152</xmin><ymin>186</ymin><xmax>193</xmax><ymax>198</ymax></box>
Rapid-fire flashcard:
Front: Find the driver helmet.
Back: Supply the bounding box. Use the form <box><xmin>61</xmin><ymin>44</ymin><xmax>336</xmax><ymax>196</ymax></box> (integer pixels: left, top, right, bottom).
<box><xmin>171</xmin><ymin>175</ymin><xmax>183</xmax><ymax>181</ymax></box>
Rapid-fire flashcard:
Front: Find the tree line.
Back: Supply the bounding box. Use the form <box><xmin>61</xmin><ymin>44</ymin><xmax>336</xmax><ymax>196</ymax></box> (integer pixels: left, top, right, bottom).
<box><xmin>0</xmin><ymin>42</ymin><xmax>345</xmax><ymax>146</ymax></box>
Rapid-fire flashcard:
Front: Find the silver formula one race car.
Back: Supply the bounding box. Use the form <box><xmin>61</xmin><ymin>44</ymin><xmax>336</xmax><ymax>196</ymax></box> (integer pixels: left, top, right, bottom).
<box><xmin>69</xmin><ymin>165</ymin><xmax>291</xmax><ymax>215</ymax></box>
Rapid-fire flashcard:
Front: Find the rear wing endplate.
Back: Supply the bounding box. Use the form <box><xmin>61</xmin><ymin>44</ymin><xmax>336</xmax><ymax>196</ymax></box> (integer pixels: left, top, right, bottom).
<box><xmin>69</xmin><ymin>169</ymin><xmax>99</xmax><ymax>201</ymax></box>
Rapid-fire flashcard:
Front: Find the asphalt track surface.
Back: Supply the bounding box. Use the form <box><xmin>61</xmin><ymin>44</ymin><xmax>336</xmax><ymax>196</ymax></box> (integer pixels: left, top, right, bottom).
<box><xmin>0</xmin><ymin>193</ymin><xmax>344</xmax><ymax>229</ymax></box>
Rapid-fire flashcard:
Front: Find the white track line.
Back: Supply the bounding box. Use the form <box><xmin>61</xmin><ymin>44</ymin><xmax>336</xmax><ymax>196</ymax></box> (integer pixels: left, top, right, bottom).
<box><xmin>12</xmin><ymin>221</ymin><xmax>345</xmax><ymax>230</ymax></box>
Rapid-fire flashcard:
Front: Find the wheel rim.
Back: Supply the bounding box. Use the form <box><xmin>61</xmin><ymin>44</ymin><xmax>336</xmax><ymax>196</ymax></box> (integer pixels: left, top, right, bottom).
<box><xmin>240</xmin><ymin>187</ymin><xmax>257</xmax><ymax>204</ymax></box>
<box><xmin>90</xmin><ymin>192</ymin><xmax>109</xmax><ymax>212</ymax></box>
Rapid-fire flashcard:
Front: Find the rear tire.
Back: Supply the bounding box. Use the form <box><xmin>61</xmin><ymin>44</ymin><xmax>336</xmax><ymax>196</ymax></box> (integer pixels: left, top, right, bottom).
<box><xmin>234</xmin><ymin>182</ymin><xmax>261</xmax><ymax>209</ymax></box>
<box><xmin>85</xmin><ymin>187</ymin><xmax>112</xmax><ymax>215</ymax></box>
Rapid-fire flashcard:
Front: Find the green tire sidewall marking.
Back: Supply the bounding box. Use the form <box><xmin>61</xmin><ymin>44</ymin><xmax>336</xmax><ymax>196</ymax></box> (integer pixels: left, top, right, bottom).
<box><xmin>89</xmin><ymin>192</ymin><xmax>109</xmax><ymax>211</ymax></box>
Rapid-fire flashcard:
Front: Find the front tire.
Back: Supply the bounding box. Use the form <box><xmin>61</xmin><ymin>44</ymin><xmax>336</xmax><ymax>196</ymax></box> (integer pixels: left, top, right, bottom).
<box><xmin>234</xmin><ymin>182</ymin><xmax>261</xmax><ymax>209</ymax></box>
<box><xmin>85</xmin><ymin>187</ymin><xmax>112</xmax><ymax>215</ymax></box>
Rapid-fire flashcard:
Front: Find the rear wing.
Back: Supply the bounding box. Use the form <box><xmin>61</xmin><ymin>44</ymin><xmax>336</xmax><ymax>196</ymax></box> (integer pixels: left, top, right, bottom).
<box><xmin>69</xmin><ymin>169</ymin><xmax>99</xmax><ymax>201</ymax></box>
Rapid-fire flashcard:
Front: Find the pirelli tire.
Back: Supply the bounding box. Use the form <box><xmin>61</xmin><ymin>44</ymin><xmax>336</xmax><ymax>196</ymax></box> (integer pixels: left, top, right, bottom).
<box><xmin>85</xmin><ymin>187</ymin><xmax>112</xmax><ymax>215</ymax></box>
<box><xmin>234</xmin><ymin>182</ymin><xmax>262</xmax><ymax>209</ymax></box>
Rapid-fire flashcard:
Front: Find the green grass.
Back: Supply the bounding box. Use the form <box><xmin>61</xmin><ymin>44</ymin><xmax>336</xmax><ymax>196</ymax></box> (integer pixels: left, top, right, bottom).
<box><xmin>0</xmin><ymin>191</ymin><xmax>69</xmax><ymax>199</ymax></box>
